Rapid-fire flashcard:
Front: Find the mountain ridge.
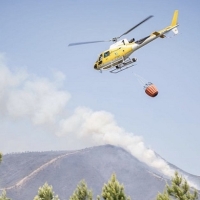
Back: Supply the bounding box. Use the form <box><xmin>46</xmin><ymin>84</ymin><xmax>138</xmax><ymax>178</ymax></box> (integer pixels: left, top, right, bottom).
<box><xmin>0</xmin><ymin>145</ymin><xmax>199</xmax><ymax>200</ymax></box>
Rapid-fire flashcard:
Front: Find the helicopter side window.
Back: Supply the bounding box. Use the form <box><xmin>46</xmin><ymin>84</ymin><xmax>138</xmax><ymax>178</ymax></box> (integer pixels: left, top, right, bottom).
<box><xmin>104</xmin><ymin>51</ymin><xmax>110</xmax><ymax>58</ymax></box>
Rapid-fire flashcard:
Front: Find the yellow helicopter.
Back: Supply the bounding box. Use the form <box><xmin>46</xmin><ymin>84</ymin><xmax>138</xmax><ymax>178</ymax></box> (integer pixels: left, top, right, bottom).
<box><xmin>69</xmin><ymin>10</ymin><xmax>179</xmax><ymax>73</ymax></box>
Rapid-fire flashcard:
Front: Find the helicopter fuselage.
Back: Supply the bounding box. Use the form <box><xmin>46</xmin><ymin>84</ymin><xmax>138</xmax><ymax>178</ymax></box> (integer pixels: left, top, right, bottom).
<box><xmin>94</xmin><ymin>39</ymin><xmax>134</xmax><ymax>70</ymax></box>
<box><xmin>94</xmin><ymin>24</ymin><xmax>178</xmax><ymax>72</ymax></box>
<box><xmin>68</xmin><ymin>10</ymin><xmax>179</xmax><ymax>73</ymax></box>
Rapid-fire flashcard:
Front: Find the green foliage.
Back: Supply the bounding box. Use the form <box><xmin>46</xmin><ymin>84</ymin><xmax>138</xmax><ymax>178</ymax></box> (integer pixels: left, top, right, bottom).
<box><xmin>0</xmin><ymin>190</ymin><xmax>11</xmax><ymax>200</ymax></box>
<box><xmin>0</xmin><ymin>153</ymin><xmax>2</xmax><ymax>163</ymax></box>
<box><xmin>96</xmin><ymin>195</ymin><xmax>101</xmax><ymax>200</ymax></box>
<box><xmin>157</xmin><ymin>191</ymin><xmax>170</xmax><ymax>200</ymax></box>
<box><xmin>156</xmin><ymin>171</ymin><xmax>198</xmax><ymax>200</ymax></box>
<box><xmin>33</xmin><ymin>182</ymin><xmax>59</xmax><ymax>200</ymax></box>
<box><xmin>100</xmin><ymin>173</ymin><xmax>131</xmax><ymax>200</ymax></box>
<box><xmin>70</xmin><ymin>180</ymin><xmax>92</xmax><ymax>200</ymax></box>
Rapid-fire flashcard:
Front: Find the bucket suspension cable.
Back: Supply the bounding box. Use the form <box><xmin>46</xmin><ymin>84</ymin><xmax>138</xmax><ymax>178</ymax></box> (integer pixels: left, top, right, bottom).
<box><xmin>134</xmin><ymin>73</ymin><xmax>148</xmax><ymax>87</ymax></box>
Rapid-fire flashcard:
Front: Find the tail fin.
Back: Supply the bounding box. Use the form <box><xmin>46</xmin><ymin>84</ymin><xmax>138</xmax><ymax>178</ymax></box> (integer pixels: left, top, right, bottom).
<box><xmin>171</xmin><ymin>10</ymin><xmax>179</xmax><ymax>27</ymax></box>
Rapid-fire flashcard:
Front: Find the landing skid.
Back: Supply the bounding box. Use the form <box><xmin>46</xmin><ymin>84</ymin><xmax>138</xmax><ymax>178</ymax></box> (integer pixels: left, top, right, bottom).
<box><xmin>110</xmin><ymin>57</ymin><xmax>137</xmax><ymax>73</ymax></box>
<box><xmin>110</xmin><ymin>64</ymin><xmax>135</xmax><ymax>73</ymax></box>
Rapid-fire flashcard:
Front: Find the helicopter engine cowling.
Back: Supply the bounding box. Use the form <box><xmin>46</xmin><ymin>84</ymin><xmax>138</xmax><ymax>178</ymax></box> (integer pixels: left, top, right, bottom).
<box><xmin>129</xmin><ymin>38</ymin><xmax>135</xmax><ymax>43</ymax></box>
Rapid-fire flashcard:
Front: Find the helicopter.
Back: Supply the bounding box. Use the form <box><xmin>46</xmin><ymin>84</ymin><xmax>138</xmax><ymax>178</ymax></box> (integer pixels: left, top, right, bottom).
<box><xmin>69</xmin><ymin>10</ymin><xmax>179</xmax><ymax>73</ymax></box>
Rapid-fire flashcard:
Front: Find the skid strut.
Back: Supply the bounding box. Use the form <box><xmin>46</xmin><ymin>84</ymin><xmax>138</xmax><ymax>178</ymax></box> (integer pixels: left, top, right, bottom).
<box><xmin>110</xmin><ymin>57</ymin><xmax>137</xmax><ymax>73</ymax></box>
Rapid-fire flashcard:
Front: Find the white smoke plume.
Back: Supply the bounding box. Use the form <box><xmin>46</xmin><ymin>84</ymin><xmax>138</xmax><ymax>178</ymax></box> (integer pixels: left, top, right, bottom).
<box><xmin>0</xmin><ymin>54</ymin><xmax>174</xmax><ymax>177</ymax></box>
<box><xmin>0</xmin><ymin>55</ymin><xmax>70</xmax><ymax>126</ymax></box>
<box><xmin>57</xmin><ymin>107</ymin><xmax>174</xmax><ymax>176</ymax></box>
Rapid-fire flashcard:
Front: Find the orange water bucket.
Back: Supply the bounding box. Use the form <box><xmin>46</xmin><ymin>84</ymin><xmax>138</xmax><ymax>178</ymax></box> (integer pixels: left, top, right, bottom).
<box><xmin>144</xmin><ymin>82</ymin><xmax>158</xmax><ymax>97</ymax></box>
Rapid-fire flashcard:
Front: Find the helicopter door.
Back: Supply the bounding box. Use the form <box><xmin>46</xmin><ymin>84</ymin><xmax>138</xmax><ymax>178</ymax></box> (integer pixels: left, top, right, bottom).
<box><xmin>114</xmin><ymin>48</ymin><xmax>121</xmax><ymax>60</ymax></box>
<box><xmin>104</xmin><ymin>51</ymin><xmax>110</xmax><ymax>61</ymax></box>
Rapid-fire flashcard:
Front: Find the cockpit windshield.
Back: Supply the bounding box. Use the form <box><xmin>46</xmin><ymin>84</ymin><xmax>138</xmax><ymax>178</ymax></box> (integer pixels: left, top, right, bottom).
<box><xmin>98</xmin><ymin>54</ymin><xmax>103</xmax><ymax>61</ymax></box>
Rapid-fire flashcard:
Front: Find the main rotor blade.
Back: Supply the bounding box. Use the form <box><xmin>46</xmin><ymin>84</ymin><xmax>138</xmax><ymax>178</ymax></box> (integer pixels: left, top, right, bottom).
<box><xmin>68</xmin><ymin>40</ymin><xmax>108</xmax><ymax>46</ymax></box>
<box><xmin>118</xmin><ymin>15</ymin><xmax>153</xmax><ymax>38</ymax></box>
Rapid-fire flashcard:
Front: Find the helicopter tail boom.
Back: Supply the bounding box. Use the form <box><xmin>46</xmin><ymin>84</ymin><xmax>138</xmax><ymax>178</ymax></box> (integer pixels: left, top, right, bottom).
<box><xmin>153</xmin><ymin>10</ymin><xmax>179</xmax><ymax>37</ymax></box>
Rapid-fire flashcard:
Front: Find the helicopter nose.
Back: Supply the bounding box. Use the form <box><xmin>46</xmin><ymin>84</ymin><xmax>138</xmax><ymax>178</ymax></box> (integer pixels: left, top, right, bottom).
<box><xmin>94</xmin><ymin>64</ymin><xmax>97</xmax><ymax>69</ymax></box>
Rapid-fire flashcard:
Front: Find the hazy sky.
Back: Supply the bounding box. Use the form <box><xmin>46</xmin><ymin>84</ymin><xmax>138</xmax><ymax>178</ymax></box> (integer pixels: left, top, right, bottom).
<box><xmin>0</xmin><ymin>1</ymin><xmax>200</xmax><ymax>176</ymax></box>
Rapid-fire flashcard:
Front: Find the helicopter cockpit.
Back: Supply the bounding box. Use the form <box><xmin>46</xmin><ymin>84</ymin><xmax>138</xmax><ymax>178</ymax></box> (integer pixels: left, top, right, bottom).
<box><xmin>98</xmin><ymin>54</ymin><xmax>103</xmax><ymax>61</ymax></box>
<box><xmin>94</xmin><ymin>54</ymin><xmax>103</xmax><ymax>68</ymax></box>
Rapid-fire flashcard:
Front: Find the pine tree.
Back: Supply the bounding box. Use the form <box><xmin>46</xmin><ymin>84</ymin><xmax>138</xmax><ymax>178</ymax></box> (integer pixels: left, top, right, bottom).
<box><xmin>0</xmin><ymin>156</ymin><xmax>11</xmax><ymax>200</ymax></box>
<box><xmin>69</xmin><ymin>180</ymin><xmax>93</xmax><ymax>200</ymax></box>
<box><xmin>0</xmin><ymin>190</ymin><xmax>11</xmax><ymax>200</ymax></box>
<box><xmin>156</xmin><ymin>171</ymin><xmax>198</xmax><ymax>200</ymax></box>
<box><xmin>33</xmin><ymin>182</ymin><xmax>59</xmax><ymax>200</ymax></box>
<box><xmin>100</xmin><ymin>173</ymin><xmax>131</xmax><ymax>200</ymax></box>
<box><xmin>0</xmin><ymin>153</ymin><xmax>2</xmax><ymax>163</ymax></box>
